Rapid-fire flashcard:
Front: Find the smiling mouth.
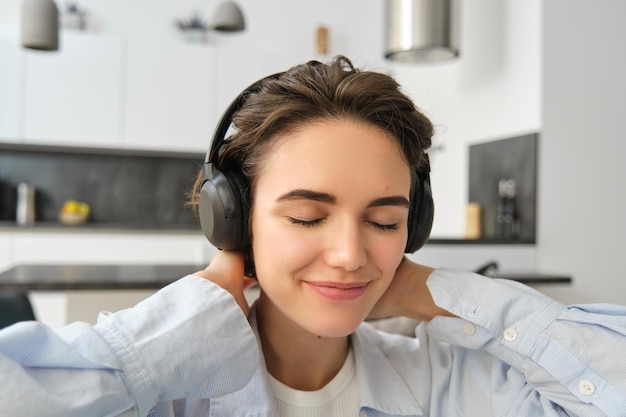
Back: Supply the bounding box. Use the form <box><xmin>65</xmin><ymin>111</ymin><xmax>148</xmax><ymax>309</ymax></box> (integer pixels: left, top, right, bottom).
<box><xmin>304</xmin><ymin>281</ymin><xmax>371</xmax><ymax>301</ymax></box>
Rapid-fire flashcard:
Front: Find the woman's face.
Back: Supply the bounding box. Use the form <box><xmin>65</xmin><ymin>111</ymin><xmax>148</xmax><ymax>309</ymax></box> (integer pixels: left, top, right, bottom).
<box><xmin>251</xmin><ymin>119</ymin><xmax>411</xmax><ymax>337</ymax></box>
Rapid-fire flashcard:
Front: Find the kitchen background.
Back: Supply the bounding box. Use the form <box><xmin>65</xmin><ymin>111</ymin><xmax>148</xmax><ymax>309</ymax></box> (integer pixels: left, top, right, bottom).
<box><xmin>1</xmin><ymin>0</ymin><xmax>625</xmax><ymax>326</ymax></box>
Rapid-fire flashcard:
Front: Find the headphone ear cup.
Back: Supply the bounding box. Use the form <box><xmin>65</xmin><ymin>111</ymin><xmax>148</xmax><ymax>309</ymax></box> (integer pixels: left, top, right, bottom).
<box><xmin>199</xmin><ymin>167</ymin><xmax>251</xmax><ymax>250</ymax></box>
<box><xmin>405</xmin><ymin>173</ymin><xmax>434</xmax><ymax>253</ymax></box>
<box><xmin>201</xmin><ymin>73</ymin><xmax>283</xmax><ymax>251</ymax></box>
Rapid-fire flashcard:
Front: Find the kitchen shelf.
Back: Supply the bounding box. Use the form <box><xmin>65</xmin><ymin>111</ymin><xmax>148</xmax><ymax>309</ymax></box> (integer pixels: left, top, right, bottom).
<box><xmin>0</xmin><ymin>221</ymin><xmax>200</xmax><ymax>234</ymax></box>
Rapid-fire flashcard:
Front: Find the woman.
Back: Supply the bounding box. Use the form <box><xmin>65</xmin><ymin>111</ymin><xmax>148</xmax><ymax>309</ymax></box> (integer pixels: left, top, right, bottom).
<box><xmin>149</xmin><ymin>56</ymin><xmax>625</xmax><ymax>416</ymax></box>
<box><xmin>0</xmin><ymin>56</ymin><xmax>624</xmax><ymax>417</ymax></box>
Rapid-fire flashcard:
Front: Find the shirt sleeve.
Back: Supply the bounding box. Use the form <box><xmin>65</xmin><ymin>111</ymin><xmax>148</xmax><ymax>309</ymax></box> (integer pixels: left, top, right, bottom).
<box><xmin>0</xmin><ymin>275</ymin><xmax>259</xmax><ymax>417</ymax></box>
<box><xmin>424</xmin><ymin>268</ymin><xmax>626</xmax><ymax>417</ymax></box>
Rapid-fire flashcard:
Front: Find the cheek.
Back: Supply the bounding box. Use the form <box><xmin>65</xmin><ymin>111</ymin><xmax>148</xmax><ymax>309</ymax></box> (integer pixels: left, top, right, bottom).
<box><xmin>368</xmin><ymin>225</ymin><xmax>408</xmax><ymax>268</ymax></box>
<box><xmin>382</xmin><ymin>240</ymin><xmax>406</xmax><ymax>268</ymax></box>
<box><xmin>250</xmin><ymin>209</ymin><xmax>317</xmax><ymax>279</ymax></box>
<box><xmin>371</xmin><ymin>238</ymin><xmax>406</xmax><ymax>286</ymax></box>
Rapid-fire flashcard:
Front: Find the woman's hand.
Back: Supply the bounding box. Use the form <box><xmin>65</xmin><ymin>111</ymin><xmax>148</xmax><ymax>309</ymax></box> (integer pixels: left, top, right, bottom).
<box><xmin>194</xmin><ymin>251</ymin><xmax>258</xmax><ymax>316</ymax></box>
<box><xmin>369</xmin><ymin>258</ymin><xmax>453</xmax><ymax>322</ymax></box>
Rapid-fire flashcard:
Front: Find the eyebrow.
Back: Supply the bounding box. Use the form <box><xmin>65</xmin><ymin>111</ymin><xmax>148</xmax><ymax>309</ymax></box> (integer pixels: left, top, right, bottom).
<box><xmin>368</xmin><ymin>196</ymin><xmax>410</xmax><ymax>208</ymax></box>
<box><xmin>276</xmin><ymin>189</ymin><xmax>410</xmax><ymax>208</ymax></box>
<box><xmin>277</xmin><ymin>189</ymin><xmax>335</xmax><ymax>204</ymax></box>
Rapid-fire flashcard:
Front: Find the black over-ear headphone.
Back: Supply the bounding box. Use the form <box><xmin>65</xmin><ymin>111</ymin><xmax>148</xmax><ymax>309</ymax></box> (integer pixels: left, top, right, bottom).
<box><xmin>199</xmin><ymin>73</ymin><xmax>434</xmax><ymax>254</ymax></box>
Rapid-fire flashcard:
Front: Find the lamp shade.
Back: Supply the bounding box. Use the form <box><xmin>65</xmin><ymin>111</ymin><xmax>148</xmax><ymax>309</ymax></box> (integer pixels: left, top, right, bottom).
<box><xmin>385</xmin><ymin>0</ymin><xmax>459</xmax><ymax>63</ymax></box>
<box><xmin>212</xmin><ymin>1</ymin><xmax>246</xmax><ymax>32</ymax></box>
<box><xmin>21</xmin><ymin>0</ymin><xmax>59</xmax><ymax>51</ymax></box>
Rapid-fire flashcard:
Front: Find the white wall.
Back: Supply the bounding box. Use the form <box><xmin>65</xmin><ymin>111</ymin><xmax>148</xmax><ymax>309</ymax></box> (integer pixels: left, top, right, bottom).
<box><xmin>537</xmin><ymin>0</ymin><xmax>626</xmax><ymax>305</ymax></box>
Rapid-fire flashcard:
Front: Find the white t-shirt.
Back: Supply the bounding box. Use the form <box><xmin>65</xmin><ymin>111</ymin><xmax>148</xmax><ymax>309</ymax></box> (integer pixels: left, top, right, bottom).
<box><xmin>268</xmin><ymin>348</ymin><xmax>358</xmax><ymax>417</ymax></box>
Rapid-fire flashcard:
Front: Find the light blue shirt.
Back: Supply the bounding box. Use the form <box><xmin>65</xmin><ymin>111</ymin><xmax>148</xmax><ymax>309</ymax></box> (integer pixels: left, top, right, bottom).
<box><xmin>0</xmin><ymin>275</ymin><xmax>259</xmax><ymax>417</ymax></box>
<box><xmin>1</xmin><ymin>270</ymin><xmax>625</xmax><ymax>416</ymax></box>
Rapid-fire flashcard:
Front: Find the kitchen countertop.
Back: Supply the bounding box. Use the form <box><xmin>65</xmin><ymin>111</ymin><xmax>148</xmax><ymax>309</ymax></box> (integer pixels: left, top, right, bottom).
<box><xmin>0</xmin><ymin>264</ymin><xmax>571</xmax><ymax>292</ymax></box>
<box><xmin>0</xmin><ymin>264</ymin><xmax>205</xmax><ymax>291</ymax></box>
<box><xmin>484</xmin><ymin>272</ymin><xmax>571</xmax><ymax>284</ymax></box>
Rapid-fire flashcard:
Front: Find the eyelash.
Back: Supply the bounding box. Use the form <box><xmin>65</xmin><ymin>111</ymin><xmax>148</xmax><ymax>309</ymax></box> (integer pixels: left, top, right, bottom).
<box><xmin>287</xmin><ymin>218</ymin><xmax>399</xmax><ymax>231</ymax></box>
<box><xmin>288</xmin><ymin>218</ymin><xmax>324</xmax><ymax>228</ymax></box>
<box><xmin>372</xmin><ymin>222</ymin><xmax>399</xmax><ymax>232</ymax></box>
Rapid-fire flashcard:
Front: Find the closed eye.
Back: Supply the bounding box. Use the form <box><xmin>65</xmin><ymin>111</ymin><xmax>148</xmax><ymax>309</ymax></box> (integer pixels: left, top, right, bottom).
<box><xmin>369</xmin><ymin>222</ymin><xmax>399</xmax><ymax>231</ymax></box>
<box><xmin>288</xmin><ymin>218</ymin><xmax>398</xmax><ymax>231</ymax></box>
<box><xmin>287</xmin><ymin>217</ymin><xmax>325</xmax><ymax>227</ymax></box>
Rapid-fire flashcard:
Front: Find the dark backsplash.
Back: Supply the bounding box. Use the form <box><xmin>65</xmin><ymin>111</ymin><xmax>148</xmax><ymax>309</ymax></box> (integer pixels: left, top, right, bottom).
<box><xmin>0</xmin><ymin>144</ymin><xmax>205</xmax><ymax>229</ymax></box>
<box><xmin>468</xmin><ymin>133</ymin><xmax>538</xmax><ymax>242</ymax></box>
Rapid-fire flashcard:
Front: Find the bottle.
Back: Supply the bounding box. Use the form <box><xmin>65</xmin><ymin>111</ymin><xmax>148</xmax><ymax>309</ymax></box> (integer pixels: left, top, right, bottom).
<box><xmin>16</xmin><ymin>183</ymin><xmax>36</xmax><ymax>225</ymax></box>
<box><xmin>464</xmin><ymin>202</ymin><xmax>482</xmax><ymax>239</ymax></box>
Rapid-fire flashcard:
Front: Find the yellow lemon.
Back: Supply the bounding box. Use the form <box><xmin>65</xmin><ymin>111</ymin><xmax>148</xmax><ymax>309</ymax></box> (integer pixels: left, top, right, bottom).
<box><xmin>63</xmin><ymin>200</ymin><xmax>80</xmax><ymax>213</ymax></box>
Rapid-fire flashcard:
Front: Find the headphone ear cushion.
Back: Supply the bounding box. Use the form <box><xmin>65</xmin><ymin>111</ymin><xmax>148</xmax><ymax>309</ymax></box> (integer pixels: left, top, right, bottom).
<box><xmin>226</xmin><ymin>170</ymin><xmax>251</xmax><ymax>246</ymax></box>
<box><xmin>405</xmin><ymin>173</ymin><xmax>434</xmax><ymax>253</ymax></box>
<box><xmin>199</xmin><ymin>168</ymin><xmax>251</xmax><ymax>250</ymax></box>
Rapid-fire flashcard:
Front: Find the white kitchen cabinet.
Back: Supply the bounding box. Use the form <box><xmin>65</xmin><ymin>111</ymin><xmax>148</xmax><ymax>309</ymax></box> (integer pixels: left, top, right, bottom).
<box><xmin>124</xmin><ymin>38</ymin><xmax>217</xmax><ymax>153</ymax></box>
<box><xmin>12</xmin><ymin>231</ymin><xmax>215</xmax><ymax>265</ymax></box>
<box><xmin>22</xmin><ymin>32</ymin><xmax>124</xmax><ymax>147</ymax></box>
<box><xmin>0</xmin><ymin>35</ymin><xmax>22</xmax><ymax>142</ymax></box>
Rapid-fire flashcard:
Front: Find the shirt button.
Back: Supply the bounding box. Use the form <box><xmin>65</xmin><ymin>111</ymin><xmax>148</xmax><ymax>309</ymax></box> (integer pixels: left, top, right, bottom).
<box><xmin>463</xmin><ymin>322</ymin><xmax>476</xmax><ymax>335</ymax></box>
<box><xmin>503</xmin><ymin>327</ymin><xmax>518</xmax><ymax>342</ymax></box>
<box><xmin>579</xmin><ymin>379</ymin><xmax>596</xmax><ymax>396</ymax></box>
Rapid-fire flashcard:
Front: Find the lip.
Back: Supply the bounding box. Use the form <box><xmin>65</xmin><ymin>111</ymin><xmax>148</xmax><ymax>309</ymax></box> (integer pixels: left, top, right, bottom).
<box><xmin>304</xmin><ymin>281</ymin><xmax>371</xmax><ymax>301</ymax></box>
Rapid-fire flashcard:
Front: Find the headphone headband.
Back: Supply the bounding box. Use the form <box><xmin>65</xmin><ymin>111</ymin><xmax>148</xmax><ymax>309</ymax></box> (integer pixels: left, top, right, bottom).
<box><xmin>206</xmin><ymin>72</ymin><xmax>285</xmax><ymax>165</ymax></box>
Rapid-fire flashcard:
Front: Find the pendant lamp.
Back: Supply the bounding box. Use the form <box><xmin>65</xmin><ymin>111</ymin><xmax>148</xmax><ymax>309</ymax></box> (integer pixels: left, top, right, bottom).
<box><xmin>21</xmin><ymin>0</ymin><xmax>60</xmax><ymax>51</ymax></box>
<box><xmin>211</xmin><ymin>1</ymin><xmax>246</xmax><ymax>32</ymax></box>
<box><xmin>385</xmin><ymin>0</ymin><xmax>459</xmax><ymax>63</ymax></box>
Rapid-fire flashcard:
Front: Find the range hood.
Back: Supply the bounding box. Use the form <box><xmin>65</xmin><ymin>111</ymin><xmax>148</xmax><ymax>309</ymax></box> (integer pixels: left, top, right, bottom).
<box><xmin>385</xmin><ymin>0</ymin><xmax>460</xmax><ymax>63</ymax></box>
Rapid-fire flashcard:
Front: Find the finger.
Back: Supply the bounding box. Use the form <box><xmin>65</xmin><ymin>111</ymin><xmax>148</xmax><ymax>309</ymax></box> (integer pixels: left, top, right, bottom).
<box><xmin>242</xmin><ymin>276</ymin><xmax>258</xmax><ymax>291</ymax></box>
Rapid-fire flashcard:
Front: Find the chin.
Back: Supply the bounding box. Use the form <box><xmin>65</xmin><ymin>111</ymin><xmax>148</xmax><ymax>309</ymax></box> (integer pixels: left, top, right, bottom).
<box><xmin>300</xmin><ymin>312</ymin><xmax>366</xmax><ymax>338</ymax></box>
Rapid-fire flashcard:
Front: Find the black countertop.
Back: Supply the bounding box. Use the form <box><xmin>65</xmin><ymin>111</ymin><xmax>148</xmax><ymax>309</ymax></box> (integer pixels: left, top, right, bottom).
<box><xmin>0</xmin><ymin>264</ymin><xmax>571</xmax><ymax>292</ymax></box>
<box><xmin>0</xmin><ymin>264</ymin><xmax>205</xmax><ymax>291</ymax></box>
<box><xmin>484</xmin><ymin>272</ymin><xmax>571</xmax><ymax>284</ymax></box>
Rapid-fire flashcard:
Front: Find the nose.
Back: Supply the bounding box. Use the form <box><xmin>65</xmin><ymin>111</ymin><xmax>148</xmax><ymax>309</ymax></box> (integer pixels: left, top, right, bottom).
<box><xmin>324</xmin><ymin>217</ymin><xmax>367</xmax><ymax>271</ymax></box>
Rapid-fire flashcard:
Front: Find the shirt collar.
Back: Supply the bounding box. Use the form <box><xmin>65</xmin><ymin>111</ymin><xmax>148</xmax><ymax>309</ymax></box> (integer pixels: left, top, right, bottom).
<box><xmin>352</xmin><ymin>323</ymin><xmax>424</xmax><ymax>416</ymax></box>
<box><xmin>208</xmin><ymin>304</ymin><xmax>276</xmax><ymax>417</ymax></box>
